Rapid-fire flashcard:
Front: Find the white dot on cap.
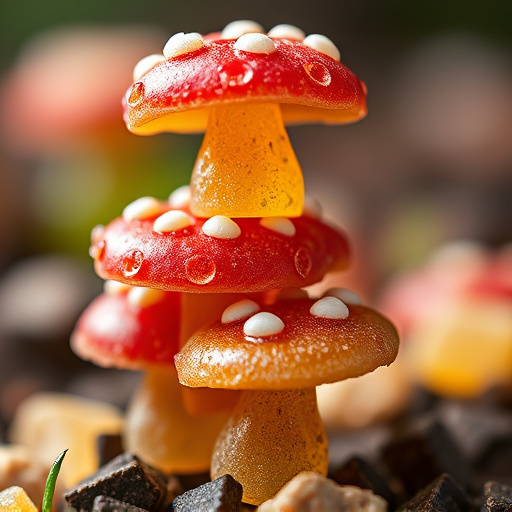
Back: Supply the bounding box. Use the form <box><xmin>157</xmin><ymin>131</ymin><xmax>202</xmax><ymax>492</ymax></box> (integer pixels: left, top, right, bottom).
<box><xmin>221</xmin><ymin>20</ymin><xmax>264</xmax><ymax>39</ymax></box>
<box><xmin>260</xmin><ymin>217</ymin><xmax>296</xmax><ymax>237</ymax></box>
<box><xmin>268</xmin><ymin>24</ymin><xmax>305</xmax><ymax>41</ymax></box>
<box><xmin>127</xmin><ymin>286</ymin><xmax>165</xmax><ymax>308</ymax></box>
<box><xmin>310</xmin><ymin>296</ymin><xmax>349</xmax><ymax>319</ymax></box>
<box><xmin>104</xmin><ymin>280</ymin><xmax>132</xmax><ymax>294</ymax></box>
<box><xmin>168</xmin><ymin>185</ymin><xmax>191</xmax><ymax>209</ymax></box>
<box><xmin>323</xmin><ymin>288</ymin><xmax>361</xmax><ymax>305</ymax></box>
<box><xmin>244</xmin><ymin>312</ymin><xmax>284</xmax><ymax>337</ymax></box>
<box><xmin>133</xmin><ymin>54</ymin><xmax>165</xmax><ymax>81</ymax></box>
<box><xmin>303</xmin><ymin>34</ymin><xmax>340</xmax><ymax>61</ymax></box>
<box><xmin>222</xmin><ymin>299</ymin><xmax>260</xmax><ymax>323</ymax></box>
<box><xmin>202</xmin><ymin>216</ymin><xmax>241</xmax><ymax>239</ymax></box>
<box><xmin>163</xmin><ymin>32</ymin><xmax>204</xmax><ymax>59</ymax></box>
<box><xmin>234</xmin><ymin>33</ymin><xmax>276</xmax><ymax>54</ymax></box>
<box><xmin>153</xmin><ymin>210</ymin><xmax>194</xmax><ymax>233</ymax></box>
<box><xmin>123</xmin><ymin>197</ymin><xmax>161</xmax><ymax>222</ymax></box>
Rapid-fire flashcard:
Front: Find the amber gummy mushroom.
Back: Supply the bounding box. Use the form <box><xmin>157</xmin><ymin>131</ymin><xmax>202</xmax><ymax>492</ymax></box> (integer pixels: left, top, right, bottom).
<box><xmin>123</xmin><ymin>20</ymin><xmax>367</xmax><ymax>218</ymax></box>
<box><xmin>71</xmin><ymin>280</ymin><xmax>229</xmax><ymax>473</ymax></box>
<box><xmin>175</xmin><ymin>294</ymin><xmax>399</xmax><ymax>505</ymax></box>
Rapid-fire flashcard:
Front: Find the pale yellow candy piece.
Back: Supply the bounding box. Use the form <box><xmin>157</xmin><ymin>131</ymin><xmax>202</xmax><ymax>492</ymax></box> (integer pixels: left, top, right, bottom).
<box><xmin>406</xmin><ymin>298</ymin><xmax>512</xmax><ymax>397</ymax></box>
<box><xmin>190</xmin><ymin>103</ymin><xmax>304</xmax><ymax>218</ymax></box>
<box><xmin>211</xmin><ymin>388</ymin><xmax>328</xmax><ymax>506</ymax></box>
<box><xmin>124</xmin><ymin>368</ymin><xmax>229</xmax><ymax>473</ymax></box>
<box><xmin>9</xmin><ymin>393</ymin><xmax>122</xmax><ymax>486</ymax></box>
<box><xmin>0</xmin><ymin>486</ymin><xmax>37</xmax><ymax>512</ymax></box>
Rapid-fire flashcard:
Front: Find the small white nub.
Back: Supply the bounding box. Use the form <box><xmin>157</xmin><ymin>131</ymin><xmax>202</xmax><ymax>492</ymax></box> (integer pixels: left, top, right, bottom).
<box><xmin>153</xmin><ymin>210</ymin><xmax>194</xmax><ymax>233</ymax></box>
<box><xmin>163</xmin><ymin>32</ymin><xmax>204</xmax><ymax>59</ymax></box>
<box><xmin>323</xmin><ymin>287</ymin><xmax>361</xmax><ymax>305</ymax></box>
<box><xmin>202</xmin><ymin>216</ymin><xmax>241</xmax><ymax>239</ymax></box>
<box><xmin>123</xmin><ymin>197</ymin><xmax>161</xmax><ymax>222</ymax></box>
<box><xmin>268</xmin><ymin>24</ymin><xmax>305</xmax><ymax>41</ymax></box>
<box><xmin>303</xmin><ymin>196</ymin><xmax>323</xmax><ymax>219</ymax></box>
<box><xmin>303</xmin><ymin>34</ymin><xmax>340</xmax><ymax>61</ymax></box>
<box><xmin>244</xmin><ymin>312</ymin><xmax>284</xmax><ymax>337</ymax></box>
<box><xmin>234</xmin><ymin>33</ymin><xmax>276</xmax><ymax>54</ymax></box>
<box><xmin>168</xmin><ymin>185</ymin><xmax>191</xmax><ymax>209</ymax></box>
<box><xmin>133</xmin><ymin>54</ymin><xmax>165</xmax><ymax>81</ymax></box>
<box><xmin>104</xmin><ymin>280</ymin><xmax>132</xmax><ymax>294</ymax></box>
<box><xmin>310</xmin><ymin>296</ymin><xmax>349</xmax><ymax>319</ymax></box>
<box><xmin>221</xmin><ymin>20</ymin><xmax>264</xmax><ymax>39</ymax></box>
<box><xmin>127</xmin><ymin>286</ymin><xmax>165</xmax><ymax>308</ymax></box>
<box><xmin>260</xmin><ymin>217</ymin><xmax>296</xmax><ymax>237</ymax></box>
<box><xmin>222</xmin><ymin>299</ymin><xmax>260</xmax><ymax>324</ymax></box>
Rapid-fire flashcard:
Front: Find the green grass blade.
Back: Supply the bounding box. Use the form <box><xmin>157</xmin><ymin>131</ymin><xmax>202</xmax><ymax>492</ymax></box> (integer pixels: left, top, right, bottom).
<box><xmin>42</xmin><ymin>449</ymin><xmax>67</xmax><ymax>512</ymax></box>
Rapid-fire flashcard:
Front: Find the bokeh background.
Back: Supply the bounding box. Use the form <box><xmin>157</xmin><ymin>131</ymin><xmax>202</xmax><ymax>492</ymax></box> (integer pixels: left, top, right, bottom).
<box><xmin>1</xmin><ymin>0</ymin><xmax>511</xmax><ymax>438</ymax></box>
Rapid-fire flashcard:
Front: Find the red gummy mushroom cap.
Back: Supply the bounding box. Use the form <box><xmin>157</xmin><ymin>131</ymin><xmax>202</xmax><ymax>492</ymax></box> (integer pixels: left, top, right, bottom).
<box><xmin>90</xmin><ymin>201</ymin><xmax>350</xmax><ymax>293</ymax></box>
<box><xmin>71</xmin><ymin>283</ymin><xmax>181</xmax><ymax>369</ymax></box>
<box><xmin>175</xmin><ymin>297</ymin><xmax>399</xmax><ymax>390</ymax></box>
<box><xmin>124</xmin><ymin>32</ymin><xmax>367</xmax><ymax>134</ymax></box>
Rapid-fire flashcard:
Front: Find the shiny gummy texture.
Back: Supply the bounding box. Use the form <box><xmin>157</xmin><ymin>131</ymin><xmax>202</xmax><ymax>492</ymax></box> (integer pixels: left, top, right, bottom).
<box><xmin>175</xmin><ymin>301</ymin><xmax>399</xmax><ymax>389</ymax></box>
<box><xmin>91</xmin><ymin>209</ymin><xmax>350</xmax><ymax>293</ymax></box>
<box><xmin>123</xmin><ymin>37</ymin><xmax>367</xmax><ymax>134</ymax></box>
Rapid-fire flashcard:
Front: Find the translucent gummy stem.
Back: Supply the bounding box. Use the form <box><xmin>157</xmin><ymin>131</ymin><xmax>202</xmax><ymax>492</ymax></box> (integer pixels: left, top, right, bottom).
<box><xmin>211</xmin><ymin>387</ymin><xmax>328</xmax><ymax>505</ymax></box>
<box><xmin>190</xmin><ymin>103</ymin><xmax>304</xmax><ymax>218</ymax></box>
<box><xmin>124</xmin><ymin>368</ymin><xmax>228</xmax><ymax>473</ymax></box>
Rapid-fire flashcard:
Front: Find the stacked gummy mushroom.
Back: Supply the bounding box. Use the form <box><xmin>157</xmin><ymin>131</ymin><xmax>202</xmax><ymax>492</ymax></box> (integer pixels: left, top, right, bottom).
<box><xmin>75</xmin><ymin>20</ymin><xmax>399</xmax><ymax>506</ymax></box>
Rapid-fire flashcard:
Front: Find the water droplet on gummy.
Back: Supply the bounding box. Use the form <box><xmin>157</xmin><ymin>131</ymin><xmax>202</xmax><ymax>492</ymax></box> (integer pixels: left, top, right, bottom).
<box><xmin>122</xmin><ymin>249</ymin><xmax>144</xmax><ymax>277</ymax></box>
<box><xmin>294</xmin><ymin>248</ymin><xmax>313</xmax><ymax>278</ymax></box>
<box><xmin>185</xmin><ymin>255</ymin><xmax>216</xmax><ymax>285</ymax></box>
<box><xmin>128</xmin><ymin>82</ymin><xmax>145</xmax><ymax>106</ymax></box>
<box><xmin>218</xmin><ymin>61</ymin><xmax>254</xmax><ymax>88</ymax></box>
<box><xmin>303</xmin><ymin>62</ymin><xmax>331</xmax><ymax>86</ymax></box>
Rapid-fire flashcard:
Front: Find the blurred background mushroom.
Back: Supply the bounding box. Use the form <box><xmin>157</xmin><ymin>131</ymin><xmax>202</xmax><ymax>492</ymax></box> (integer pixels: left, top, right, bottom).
<box><xmin>0</xmin><ymin>0</ymin><xmax>511</xmax><ymax>486</ymax></box>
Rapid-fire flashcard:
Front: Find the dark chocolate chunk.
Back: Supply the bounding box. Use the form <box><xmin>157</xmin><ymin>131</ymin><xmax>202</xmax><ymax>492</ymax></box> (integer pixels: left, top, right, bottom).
<box><xmin>92</xmin><ymin>495</ymin><xmax>150</xmax><ymax>512</ymax></box>
<box><xmin>330</xmin><ymin>456</ymin><xmax>397</xmax><ymax>507</ymax></box>
<box><xmin>481</xmin><ymin>481</ymin><xmax>512</xmax><ymax>511</ymax></box>
<box><xmin>97</xmin><ymin>434</ymin><xmax>124</xmax><ymax>468</ymax></box>
<box><xmin>400</xmin><ymin>473</ymin><xmax>471</xmax><ymax>512</ymax></box>
<box><xmin>171</xmin><ymin>474</ymin><xmax>242</xmax><ymax>512</ymax></box>
<box><xmin>382</xmin><ymin>420</ymin><xmax>471</xmax><ymax>497</ymax></box>
<box><xmin>64</xmin><ymin>452</ymin><xmax>167</xmax><ymax>512</ymax></box>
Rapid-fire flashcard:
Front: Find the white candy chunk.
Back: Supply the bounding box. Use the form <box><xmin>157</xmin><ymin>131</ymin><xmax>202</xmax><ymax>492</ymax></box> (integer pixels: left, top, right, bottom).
<box><xmin>323</xmin><ymin>287</ymin><xmax>361</xmax><ymax>305</ymax></box>
<box><xmin>234</xmin><ymin>33</ymin><xmax>276</xmax><ymax>54</ymax></box>
<box><xmin>103</xmin><ymin>280</ymin><xmax>132</xmax><ymax>295</ymax></box>
<box><xmin>303</xmin><ymin>34</ymin><xmax>340</xmax><ymax>61</ymax></box>
<box><xmin>260</xmin><ymin>217</ymin><xmax>296</xmax><ymax>237</ymax></box>
<box><xmin>168</xmin><ymin>185</ymin><xmax>191</xmax><ymax>208</ymax></box>
<box><xmin>310</xmin><ymin>296</ymin><xmax>349</xmax><ymax>319</ymax></box>
<box><xmin>303</xmin><ymin>195</ymin><xmax>323</xmax><ymax>219</ymax></box>
<box><xmin>221</xmin><ymin>299</ymin><xmax>260</xmax><ymax>323</ymax></box>
<box><xmin>268</xmin><ymin>24</ymin><xmax>305</xmax><ymax>41</ymax></box>
<box><xmin>127</xmin><ymin>286</ymin><xmax>165</xmax><ymax>308</ymax></box>
<box><xmin>244</xmin><ymin>312</ymin><xmax>285</xmax><ymax>337</ymax></box>
<box><xmin>221</xmin><ymin>20</ymin><xmax>264</xmax><ymax>39</ymax></box>
<box><xmin>122</xmin><ymin>197</ymin><xmax>161</xmax><ymax>222</ymax></box>
<box><xmin>133</xmin><ymin>54</ymin><xmax>165</xmax><ymax>81</ymax></box>
<box><xmin>163</xmin><ymin>32</ymin><xmax>204</xmax><ymax>59</ymax></box>
<box><xmin>153</xmin><ymin>210</ymin><xmax>194</xmax><ymax>233</ymax></box>
<box><xmin>202</xmin><ymin>215</ymin><xmax>241</xmax><ymax>239</ymax></box>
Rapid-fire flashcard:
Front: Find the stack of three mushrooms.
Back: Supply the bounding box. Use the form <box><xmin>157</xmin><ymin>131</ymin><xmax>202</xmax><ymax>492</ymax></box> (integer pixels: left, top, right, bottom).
<box><xmin>73</xmin><ymin>20</ymin><xmax>399</xmax><ymax>506</ymax></box>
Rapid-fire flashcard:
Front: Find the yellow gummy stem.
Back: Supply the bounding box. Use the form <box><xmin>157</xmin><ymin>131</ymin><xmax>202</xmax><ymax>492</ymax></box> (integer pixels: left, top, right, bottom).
<box><xmin>190</xmin><ymin>103</ymin><xmax>304</xmax><ymax>218</ymax></box>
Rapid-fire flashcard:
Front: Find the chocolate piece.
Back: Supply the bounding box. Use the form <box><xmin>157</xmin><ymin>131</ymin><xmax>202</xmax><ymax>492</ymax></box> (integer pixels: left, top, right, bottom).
<box><xmin>92</xmin><ymin>495</ymin><xmax>149</xmax><ymax>511</ymax></box>
<box><xmin>382</xmin><ymin>421</ymin><xmax>471</xmax><ymax>497</ymax></box>
<box><xmin>330</xmin><ymin>456</ymin><xmax>396</xmax><ymax>507</ymax></box>
<box><xmin>171</xmin><ymin>474</ymin><xmax>242</xmax><ymax>512</ymax></box>
<box><xmin>64</xmin><ymin>452</ymin><xmax>167</xmax><ymax>512</ymax></box>
<box><xmin>97</xmin><ymin>434</ymin><xmax>124</xmax><ymax>467</ymax></box>
<box><xmin>399</xmin><ymin>473</ymin><xmax>471</xmax><ymax>512</ymax></box>
<box><xmin>481</xmin><ymin>481</ymin><xmax>512</xmax><ymax>511</ymax></box>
